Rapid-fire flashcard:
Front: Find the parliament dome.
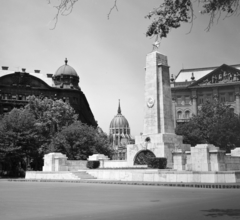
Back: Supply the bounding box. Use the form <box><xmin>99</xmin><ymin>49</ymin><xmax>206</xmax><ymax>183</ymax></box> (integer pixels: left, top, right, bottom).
<box><xmin>109</xmin><ymin>100</ymin><xmax>130</xmax><ymax>136</ymax></box>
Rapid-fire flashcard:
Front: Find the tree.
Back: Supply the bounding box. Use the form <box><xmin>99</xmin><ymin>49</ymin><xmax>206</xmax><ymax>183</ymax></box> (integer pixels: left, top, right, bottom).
<box><xmin>0</xmin><ymin>96</ymin><xmax>79</xmax><ymax>176</ymax></box>
<box><xmin>146</xmin><ymin>0</ymin><xmax>240</xmax><ymax>39</ymax></box>
<box><xmin>175</xmin><ymin>100</ymin><xmax>240</xmax><ymax>152</ymax></box>
<box><xmin>48</xmin><ymin>0</ymin><xmax>240</xmax><ymax>38</ymax></box>
<box><xmin>50</xmin><ymin>121</ymin><xmax>113</xmax><ymax>160</ymax></box>
<box><xmin>0</xmin><ymin>108</ymin><xmax>38</xmax><ymax>176</ymax></box>
<box><xmin>25</xmin><ymin>96</ymin><xmax>78</xmax><ymax>153</ymax></box>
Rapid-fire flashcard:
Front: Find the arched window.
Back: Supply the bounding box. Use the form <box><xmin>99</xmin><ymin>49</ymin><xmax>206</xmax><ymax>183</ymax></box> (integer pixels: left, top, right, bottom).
<box><xmin>177</xmin><ymin>111</ymin><xmax>182</xmax><ymax>119</ymax></box>
<box><xmin>184</xmin><ymin>111</ymin><xmax>190</xmax><ymax>119</ymax></box>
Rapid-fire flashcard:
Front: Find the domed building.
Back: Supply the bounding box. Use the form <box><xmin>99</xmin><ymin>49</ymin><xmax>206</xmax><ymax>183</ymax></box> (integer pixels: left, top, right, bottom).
<box><xmin>109</xmin><ymin>100</ymin><xmax>133</xmax><ymax>160</ymax></box>
<box><xmin>0</xmin><ymin>59</ymin><xmax>97</xmax><ymax>127</ymax></box>
<box><xmin>53</xmin><ymin>58</ymin><xmax>80</xmax><ymax>90</ymax></box>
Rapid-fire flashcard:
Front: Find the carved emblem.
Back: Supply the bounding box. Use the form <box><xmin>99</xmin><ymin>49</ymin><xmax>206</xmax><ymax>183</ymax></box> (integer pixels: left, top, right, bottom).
<box><xmin>147</xmin><ymin>97</ymin><xmax>155</xmax><ymax>108</ymax></box>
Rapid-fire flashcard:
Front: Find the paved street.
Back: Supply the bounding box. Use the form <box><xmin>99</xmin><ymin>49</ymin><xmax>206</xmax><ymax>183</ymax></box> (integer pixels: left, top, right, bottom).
<box><xmin>1</xmin><ymin>181</ymin><xmax>240</xmax><ymax>220</ymax></box>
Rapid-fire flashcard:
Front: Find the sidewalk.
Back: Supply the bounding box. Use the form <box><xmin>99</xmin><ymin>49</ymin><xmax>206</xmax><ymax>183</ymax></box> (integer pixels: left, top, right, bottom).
<box><xmin>7</xmin><ymin>178</ymin><xmax>240</xmax><ymax>189</ymax></box>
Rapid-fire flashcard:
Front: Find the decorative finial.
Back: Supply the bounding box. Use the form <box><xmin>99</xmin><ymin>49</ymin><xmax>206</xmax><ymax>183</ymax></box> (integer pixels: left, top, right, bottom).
<box><xmin>152</xmin><ymin>41</ymin><xmax>160</xmax><ymax>51</ymax></box>
<box><xmin>191</xmin><ymin>72</ymin><xmax>195</xmax><ymax>81</ymax></box>
<box><xmin>65</xmin><ymin>58</ymin><xmax>68</xmax><ymax>65</ymax></box>
<box><xmin>117</xmin><ymin>99</ymin><xmax>121</xmax><ymax>114</ymax></box>
<box><xmin>170</xmin><ymin>74</ymin><xmax>175</xmax><ymax>83</ymax></box>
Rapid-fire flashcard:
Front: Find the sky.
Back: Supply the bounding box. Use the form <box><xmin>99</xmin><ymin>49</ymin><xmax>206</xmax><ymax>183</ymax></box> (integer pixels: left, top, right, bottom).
<box><xmin>0</xmin><ymin>0</ymin><xmax>240</xmax><ymax>136</ymax></box>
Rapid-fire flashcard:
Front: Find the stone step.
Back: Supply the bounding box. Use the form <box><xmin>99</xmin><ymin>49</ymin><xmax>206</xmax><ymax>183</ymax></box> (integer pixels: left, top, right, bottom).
<box><xmin>71</xmin><ymin>171</ymin><xmax>97</xmax><ymax>180</ymax></box>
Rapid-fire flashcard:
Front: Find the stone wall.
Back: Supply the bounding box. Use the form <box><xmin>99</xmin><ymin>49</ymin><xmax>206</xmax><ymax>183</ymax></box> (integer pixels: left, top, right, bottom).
<box><xmin>173</xmin><ymin>144</ymin><xmax>240</xmax><ymax>172</ymax></box>
<box><xmin>42</xmin><ymin>153</ymin><xmax>88</xmax><ymax>171</ymax></box>
<box><xmin>67</xmin><ymin>160</ymin><xmax>87</xmax><ymax>171</ymax></box>
<box><xmin>86</xmin><ymin>169</ymin><xmax>240</xmax><ymax>183</ymax></box>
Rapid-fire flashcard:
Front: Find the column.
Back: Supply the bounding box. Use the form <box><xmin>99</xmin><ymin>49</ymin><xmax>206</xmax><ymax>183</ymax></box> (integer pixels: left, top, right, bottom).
<box><xmin>192</xmin><ymin>95</ymin><xmax>197</xmax><ymax>116</ymax></box>
<box><xmin>172</xmin><ymin>98</ymin><xmax>176</xmax><ymax>128</ymax></box>
<box><xmin>235</xmin><ymin>92</ymin><xmax>240</xmax><ymax>115</ymax></box>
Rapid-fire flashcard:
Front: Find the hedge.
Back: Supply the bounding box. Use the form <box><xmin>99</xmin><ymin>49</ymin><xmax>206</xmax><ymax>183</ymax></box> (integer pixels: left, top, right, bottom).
<box><xmin>86</xmin><ymin>161</ymin><xmax>100</xmax><ymax>169</ymax></box>
<box><xmin>148</xmin><ymin>157</ymin><xmax>167</xmax><ymax>169</ymax></box>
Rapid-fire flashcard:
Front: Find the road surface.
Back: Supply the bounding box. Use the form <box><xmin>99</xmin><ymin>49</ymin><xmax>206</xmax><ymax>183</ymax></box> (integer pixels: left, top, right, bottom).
<box><xmin>1</xmin><ymin>181</ymin><xmax>240</xmax><ymax>220</ymax></box>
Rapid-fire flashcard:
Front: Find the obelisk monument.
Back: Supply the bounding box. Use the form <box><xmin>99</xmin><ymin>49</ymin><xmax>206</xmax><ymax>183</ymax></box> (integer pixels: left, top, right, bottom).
<box><xmin>127</xmin><ymin>46</ymin><xmax>190</xmax><ymax>168</ymax></box>
<box><xmin>143</xmin><ymin>50</ymin><xmax>174</xmax><ymax>135</ymax></box>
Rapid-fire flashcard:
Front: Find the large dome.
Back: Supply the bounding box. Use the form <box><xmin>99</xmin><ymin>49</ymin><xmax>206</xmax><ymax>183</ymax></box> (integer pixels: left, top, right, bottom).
<box><xmin>54</xmin><ymin>58</ymin><xmax>78</xmax><ymax>77</ymax></box>
<box><xmin>110</xmin><ymin>114</ymin><xmax>129</xmax><ymax>129</ymax></box>
<box><xmin>109</xmin><ymin>100</ymin><xmax>130</xmax><ymax>136</ymax></box>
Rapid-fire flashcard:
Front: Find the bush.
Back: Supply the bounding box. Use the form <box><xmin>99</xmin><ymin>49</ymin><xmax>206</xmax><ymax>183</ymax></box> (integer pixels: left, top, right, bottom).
<box><xmin>86</xmin><ymin>160</ymin><xmax>100</xmax><ymax>169</ymax></box>
<box><xmin>148</xmin><ymin>157</ymin><xmax>167</xmax><ymax>169</ymax></box>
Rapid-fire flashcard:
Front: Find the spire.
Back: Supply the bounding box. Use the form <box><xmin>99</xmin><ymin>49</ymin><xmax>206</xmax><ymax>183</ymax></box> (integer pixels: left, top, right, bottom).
<box><xmin>117</xmin><ymin>99</ymin><xmax>121</xmax><ymax>114</ymax></box>
<box><xmin>65</xmin><ymin>58</ymin><xmax>68</xmax><ymax>65</ymax></box>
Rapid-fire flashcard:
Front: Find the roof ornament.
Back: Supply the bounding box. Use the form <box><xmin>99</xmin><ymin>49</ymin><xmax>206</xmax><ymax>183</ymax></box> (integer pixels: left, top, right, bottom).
<box><xmin>170</xmin><ymin>74</ymin><xmax>175</xmax><ymax>83</ymax></box>
<box><xmin>191</xmin><ymin>72</ymin><xmax>195</xmax><ymax>81</ymax></box>
<box><xmin>118</xmin><ymin>99</ymin><xmax>121</xmax><ymax>114</ymax></box>
<box><xmin>65</xmin><ymin>58</ymin><xmax>68</xmax><ymax>65</ymax></box>
<box><xmin>152</xmin><ymin>41</ymin><xmax>160</xmax><ymax>51</ymax></box>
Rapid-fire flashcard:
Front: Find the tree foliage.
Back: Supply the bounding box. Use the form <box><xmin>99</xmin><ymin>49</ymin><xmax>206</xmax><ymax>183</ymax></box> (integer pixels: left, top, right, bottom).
<box><xmin>146</xmin><ymin>0</ymin><xmax>240</xmax><ymax>39</ymax></box>
<box><xmin>48</xmin><ymin>0</ymin><xmax>240</xmax><ymax>39</ymax></box>
<box><xmin>50</xmin><ymin>121</ymin><xmax>113</xmax><ymax>160</ymax></box>
<box><xmin>0</xmin><ymin>96</ymin><xmax>107</xmax><ymax>177</ymax></box>
<box><xmin>176</xmin><ymin>100</ymin><xmax>240</xmax><ymax>152</ymax></box>
<box><xmin>0</xmin><ymin>108</ymin><xmax>38</xmax><ymax>176</ymax></box>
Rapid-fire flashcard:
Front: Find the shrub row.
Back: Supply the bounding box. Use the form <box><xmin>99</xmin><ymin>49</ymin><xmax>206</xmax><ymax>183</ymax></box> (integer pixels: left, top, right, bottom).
<box><xmin>147</xmin><ymin>157</ymin><xmax>167</xmax><ymax>169</ymax></box>
<box><xmin>86</xmin><ymin>161</ymin><xmax>100</xmax><ymax>169</ymax></box>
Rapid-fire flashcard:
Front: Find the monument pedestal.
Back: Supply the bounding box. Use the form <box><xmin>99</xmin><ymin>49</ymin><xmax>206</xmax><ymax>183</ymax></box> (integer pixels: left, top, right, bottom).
<box><xmin>127</xmin><ymin>133</ymin><xmax>190</xmax><ymax>168</ymax></box>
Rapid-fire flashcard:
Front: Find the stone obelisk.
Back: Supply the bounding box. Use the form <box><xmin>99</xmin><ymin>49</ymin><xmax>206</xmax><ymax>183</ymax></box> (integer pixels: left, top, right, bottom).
<box><xmin>143</xmin><ymin>50</ymin><xmax>174</xmax><ymax>135</ymax></box>
<box><xmin>127</xmin><ymin>47</ymin><xmax>190</xmax><ymax>168</ymax></box>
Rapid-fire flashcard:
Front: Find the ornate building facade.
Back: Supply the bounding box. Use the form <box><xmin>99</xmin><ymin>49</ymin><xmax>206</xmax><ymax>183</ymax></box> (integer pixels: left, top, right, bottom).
<box><xmin>109</xmin><ymin>101</ymin><xmax>133</xmax><ymax>160</ymax></box>
<box><xmin>0</xmin><ymin>59</ymin><xmax>97</xmax><ymax>127</ymax></box>
<box><xmin>171</xmin><ymin>64</ymin><xmax>240</xmax><ymax>127</ymax></box>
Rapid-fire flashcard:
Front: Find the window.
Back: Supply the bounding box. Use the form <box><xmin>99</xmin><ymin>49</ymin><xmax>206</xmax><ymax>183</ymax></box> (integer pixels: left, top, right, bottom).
<box><xmin>119</xmin><ymin>152</ymin><xmax>122</xmax><ymax>160</ymax></box>
<box><xmin>177</xmin><ymin>111</ymin><xmax>182</xmax><ymax>119</ymax></box>
<box><xmin>219</xmin><ymin>94</ymin><xmax>225</xmax><ymax>103</ymax></box>
<box><xmin>73</xmin><ymin>97</ymin><xmax>78</xmax><ymax>103</ymax></box>
<box><xmin>206</xmin><ymin>94</ymin><xmax>212</xmax><ymax>102</ymax></box>
<box><xmin>228</xmin><ymin>93</ymin><xmax>234</xmax><ymax>102</ymax></box>
<box><xmin>185</xmin><ymin>96</ymin><xmax>190</xmax><ymax>105</ymax></box>
<box><xmin>184</xmin><ymin>111</ymin><xmax>190</xmax><ymax>119</ymax></box>
<box><xmin>198</xmin><ymin>96</ymin><xmax>204</xmax><ymax>105</ymax></box>
<box><xmin>177</xmin><ymin>97</ymin><xmax>182</xmax><ymax>105</ymax></box>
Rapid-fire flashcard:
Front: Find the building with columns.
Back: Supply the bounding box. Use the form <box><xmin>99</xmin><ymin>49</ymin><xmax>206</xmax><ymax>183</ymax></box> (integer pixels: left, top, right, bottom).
<box><xmin>0</xmin><ymin>59</ymin><xmax>97</xmax><ymax>127</ymax></box>
<box><xmin>171</xmin><ymin>64</ymin><xmax>240</xmax><ymax>127</ymax></box>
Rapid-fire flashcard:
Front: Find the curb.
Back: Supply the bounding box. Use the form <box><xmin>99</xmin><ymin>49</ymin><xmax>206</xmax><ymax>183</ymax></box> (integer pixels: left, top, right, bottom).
<box><xmin>8</xmin><ymin>179</ymin><xmax>240</xmax><ymax>189</ymax></box>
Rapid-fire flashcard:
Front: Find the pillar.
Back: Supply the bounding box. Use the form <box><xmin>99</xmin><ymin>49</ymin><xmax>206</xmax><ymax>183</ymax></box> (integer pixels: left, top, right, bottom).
<box><xmin>235</xmin><ymin>92</ymin><xmax>240</xmax><ymax>115</ymax></box>
<box><xmin>192</xmin><ymin>95</ymin><xmax>197</xmax><ymax>116</ymax></box>
<box><xmin>172</xmin><ymin>98</ymin><xmax>176</xmax><ymax>128</ymax></box>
